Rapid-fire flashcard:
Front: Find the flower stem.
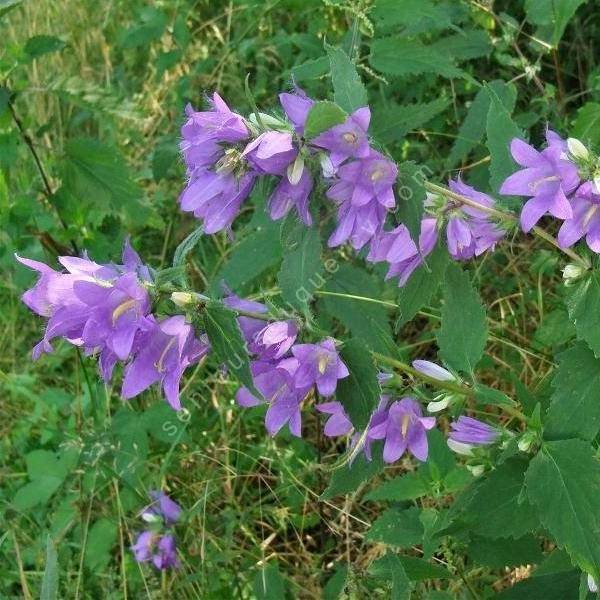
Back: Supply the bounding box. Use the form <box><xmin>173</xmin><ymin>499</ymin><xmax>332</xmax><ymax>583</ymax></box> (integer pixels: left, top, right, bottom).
<box><xmin>424</xmin><ymin>181</ymin><xmax>591</xmax><ymax>270</ymax></box>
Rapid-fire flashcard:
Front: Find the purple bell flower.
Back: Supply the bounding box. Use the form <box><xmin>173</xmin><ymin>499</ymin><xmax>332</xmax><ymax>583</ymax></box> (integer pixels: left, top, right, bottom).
<box><xmin>328</xmin><ymin>200</ymin><xmax>388</xmax><ymax>250</ymax></box>
<box><xmin>249</xmin><ymin>320</ymin><xmax>298</xmax><ymax>360</ymax></box>
<box><xmin>448</xmin><ymin>416</ymin><xmax>499</xmax><ymax>454</ymax></box>
<box><xmin>268</xmin><ymin>169</ymin><xmax>313</xmax><ymax>226</ymax></box>
<box><xmin>223</xmin><ymin>292</ymin><xmax>269</xmax><ymax>345</ymax></box>
<box><xmin>366</xmin><ymin>218</ymin><xmax>438</xmax><ymax>286</ymax></box>
<box><xmin>316</xmin><ymin>401</ymin><xmax>353</xmax><ymax>437</ymax></box>
<box><xmin>132</xmin><ymin>532</ymin><xmax>179</xmax><ymax>570</ymax></box>
<box><xmin>121</xmin><ymin>315</ymin><xmax>210</xmax><ymax>410</ymax></box>
<box><xmin>312</xmin><ymin>107</ymin><xmax>371</xmax><ymax>168</ymax></box>
<box><xmin>557</xmin><ymin>181</ymin><xmax>600</xmax><ymax>253</ymax></box>
<box><xmin>290</xmin><ymin>338</ymin><xmax>349</xmax><ymax>396</ymax></box>
<box><xmin>179</xmin><ymin>169</ymin><xmax>256</xmax><ymax>234</ymax></box>
<box><xmin>142</xmin><ymin>490</ymin><xmax>182</xmax><ymax>525</ymax></box>
<box><xmin>499</xmin><ymin>130</ymin><xmax>580</xmax><ymax>232</ymax></box>
<box><xmin>412</xmin><ymin>360</ymin><xmax>455</xmax><ymax>381</ymax></box>
<box><xmin>279</xmin><ymin>87</ymin><xmax>314</xmax><ymax>134</ymax></box>
<box><xmin>445</xmin><ymin>177</ymin><xmax>505</xmax><ymax>260</ymax></box>
<box><xmin>242</xmin><ymin>131</ymin><xmax>298</xmax><ymax>175</ymax></box>
<box><xmin>368</xmin><ymin>397</ymin><xmax>436</xmax><ymax>463</ymax></box>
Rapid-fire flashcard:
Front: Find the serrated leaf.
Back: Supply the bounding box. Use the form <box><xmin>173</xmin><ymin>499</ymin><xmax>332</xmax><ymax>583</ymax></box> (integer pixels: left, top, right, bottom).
<box><xmin>323</xmin><ymin>565</ymin><xmax>349</xmax><ymax>600</ymax></box>
<box><xmin>320</xmin><ymin>264</ymin><xmax>395</xmax><ymax>354</ymax></box>
<box><xmin>565</xmin><ymin>270</ymin><xmax>600</xmax><ymax>358</ymax></box>
<box><xmin>278</xmin><ymin>222</ymin><xmax>323</xmax><ymax>315</ymax></box>
<box><xmin>366</xmin><ymin>506</ymin><xmax>424</xmax><ymax>547</ymax></box>
<box><xmin>486</xmin><ymin>83</ymin><xmax>523</xmax><ymax>209</ymax></box>
<box><xmin>525</xmin><ymin>439</ymin><xmax>600</xmax><ymax>580</ymax></box>
<box><xmin>371</xmin><ymin>0</ymin><xmax>454</xmax><ymax>32</ymax></box>
<box><xmin>291</xmin><ymin>56</ymin><xmax>329</xmax><ymax>82</ymax></box>
<box><xmin>437</xmin><ymin>263</ymin><xmax>487</xmax><ymax>376</ymax></box>
<box><xmin>395</xmin><ymin>556</ymin><xmax>453</xmax><ymax>581</ymax></box>
<box><xmin>467</xmin><ymin>534</ymin><xmax>543</xmax><ymax>569</ymax></box>
<box><xmin>304</xmin><ymin>101</ymin><xmax>347</xmax><ymax>139</ymax></box>
<box><xmin>337</xmin><ymin>339</ymin><xmax>381</xmax><ymax>429</ymax></box>
<box><xmin>524</xmin><ymin>0</ymin><xmax>586</xmax><ymax>46</ymax></box>
<box><xmin>397</xmin><ymin>243</ymin><xmax>449</xmax><ymax>328</ymax></box>
<box><xmin>203</xmin><ymin>300</ymin><xmax>256</xmax><ymax>394</ymax></box>
<box><xmin>572</xmin><ymin>102</ymin><xmax>600</xmax><ymax>147</ymax></box>
<box><xmin>84</xmin><ymin>518</ymin><xmax>117</xmax><ymax>571</ymax></box>
<box><xmin>448</xmin><ymin>80</ymin><xmax>516</xmax><ymax>168</ymax></box>
<box><xmin>370</xmin><ymin>552</ymin><xmax>411</xmax><ymax>600</ymax></box>
<box><xmin>61</xmin><ymin>137</ymin><xmax>142</xmax><ymax>217</ymax></box>
<box><xmin>321</xmin><ymin>453</ymin><xmax>383</xmax><ymax>500</ymax></box>
<box><xmin>431</xmin><ymin>29</ymin><xmax>492</xmax><ymax>60</ymax></box>
<box><xmin>370</xmin><ymin>38</ymin><xmax>465</xmax><ymax>79</ymax></box>
<box><xmin>172</xmin><ymin>225</ymin><xmax>204</xmax><ymax>268</ymax></box>
<box><xmin>371</xmin><ymin>97</ymin><xmax>449</xmax><ymax>144</ymax></box>
<box><xmin>467</xmin><ymin>458</ymin><xmax>539</xmax><ymax>539</ymax></box>
<box><xmin>365</xmin><ymin>471</ymin><xmax>430</xmax><ymax>502</ymax></box>
<box><xmin>327</xmin><ymin>45</ymin><xmax>367</xmax><ymax>113</ymax></box>
<box><xmin>253</xmin><ymin>563</ymin><xmax>285</xmax><ymax>600</ymax></box>
<box><xmin>40</xmin><ymin>536</ymin><xmax>58</xmax><ymax>600</ymax></box>
<box><xmin>24</xmin><ymin>35</ymin><xmax>66</xmax><ymax>59</ymax></box>
<box><xmin>396</xmin><ymin>161</ymin><xmax>426</xmax><ymax>241</ymax></box>
<box><xmin>545</xmin><ymin>342</ymin><xmax>600</xmax><ymax>441</ymax></box>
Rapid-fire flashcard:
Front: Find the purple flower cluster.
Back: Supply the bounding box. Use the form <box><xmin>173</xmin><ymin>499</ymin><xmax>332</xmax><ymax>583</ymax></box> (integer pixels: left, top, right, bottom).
<box><xmin>17</xmin><ymin>242</ymin><xmax>210</xmax><ymax>410</ymax></box>
<box><xmin>132</xmin><ymin>491</ymin><xmax>181</xmax><ymax>570</ymax></box>
<box><xmin>501</xmin><ymin>129</ymin><xmax>600</xmax><ymax>254</ymax></box>
<box><xmin>229</xmin><ymin>294</ymin><xmax>349</xmax><ymax>437</ymax></box>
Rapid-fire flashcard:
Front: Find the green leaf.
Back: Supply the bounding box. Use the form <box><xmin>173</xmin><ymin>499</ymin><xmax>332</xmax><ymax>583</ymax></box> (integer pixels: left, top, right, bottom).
<box><xmin>291</xmin><ymin>56</ymin><xmax>329</xmax><ymax>82</ymax></box>
<box><xmin>336</xmin><ymin>339</ymin><xmax>381</xmax><ymax>430</ymax></box>
<box><xmin>371</xmin><ymin>0</ymin><xmax>454</xmax><ymax>32</ymax></box>
<box><xmin>524</xmin><ymin>0</ymin><xmax>586</xmax><ymax>46</ymax></box>
<box><xmin>323</xmin><ymin>565</ymin><xmax>349</xmax><ymax>600</ymax></box>
<box><xmin>366</xmin><ymin>506</ymin><xmax>424</xmax><ymax>547</ymax></box>
<box><xmin>327</xmin><ymin>45</ymin><xmax>367</xmax><ymax>113</ymax></box>
<box><xmin>119</xmin><ymin>7</ymin><xmax>167</xmax><ymax>49</ymax></box>
<box><xmin>204</xmin><ymin>300</ymin><xmax>256</xmax><ymax>395</ymax></box>
<box><xmin>467</xmin><ymin>534</ymin><xmax>543</xmax><ymax>569</ymax></box>
<box><xmin>495</xmin><ymin>570</ymin><xmax>581</xmax><ymax>600</ymax></box>
<box><xmin>24</xmin><ymin>35</ymin><xmax>66</xmax><ymax>60</ymax></box>
<box><xmin>84</xmin><ymin>518</ymin><xmax>117</xmax><ymax>571</ymax></box>
<box><xmin>40</xmin><ymin>536</ymin><xmax>58</xmax><ymax>600</ymax></box>
<box><xmin>278</xmin><ymin>221</ymin><xmax>323</xmax><ymax>315</ymax></box>
<box><xmin>370</xmin><ymin>38</ymin><xmax>465</xmax><ymax>79</ymax></box>
<box><xmin>253</xmin><ymin>563</ymin><xmax>285</xmax><ymax>600</ymax></box>
<box><xmin>304</xmin><ymin>101</ymin><xmax>347</xmax><ymax>139</ymax></box>
<box><xmin>565</xmin><ymin>270</ymin><xmax>600</xmax><ymax>358</ymax></box>
<box><xmin>396</xmin><ymin>243</ymin><xmax>449</xmax><ymax>328</ymax></box>
<box><xmin>371</xmin><ymin>97</ymin><xmax>449</xmax><ymax>144</ymax></box>
<box><xmin>61</xmin><ymin>137</ymin><xmax>142</xmax><ymax>215</ymax></box>
<box><xmin>545</xmin><ymin>343</ymin><xmax>600</xmax><ymax>441</ymax></box>
<box><xmin>320</xmin><ymin>264</ymin><xmax>395</xmax><ymax>354</ymax></box>
<box><xmin>431</xmin><ymin>30</ymin><xmax>492</xmax><ymax>60</ymax></box>
<box><xmin>526</xmin><ymin>439</ymin><xmax>600</xmax><ymax>579</ymax></box>
<box><xmin>152</xmin><ymin>136</ymin><xmax>179</xmax><ymax>181</ymax></box>
<box><xmin>370</xmin><ymin>552</ymin><xmax>411</xmax><ymax>600</ymax></box>
<box><xmin>396</xmin><ymin>556</ymin><xmax>453</xmax><ymax>581</ymax></box>
<box><xmin>474</xmin><ymin>383</ymin><xmax>514</xmax><ymax>407</ymax></box>
<box><xmin>572</xmin><ymin>102</ymin><xmax>600</xmax><ymax>147</ymax></box>
<box><xmin>321</xmin><ymin>453</ymin><xmax>383</xmax><ymax>500</ymax></box>
<box><xmin>467</xmin><ymin>458</ymin><xmax>539</xmax><ymax>539</ymax></box>
<box><xmin>485</xmin><ymin>83</ymin><xmax>523</xmax><ymax>209</ymax></box>
<box><xmin>448</xmin><ymin>80</ymin><xmax>516</xmax><ymax>167</ymax></box>
<box><xmin>437</xmin><ymin>263</ymin><xmax>487</xmax><ymax>376</ymax></box>
<box><xmin>214</xmin><ymin>218</ymin><xmax>283</xmax><ymax>294</ymax></box>
<box><xmin>396</xmin><ymin>161</ymin><xmax>426</xmax><ymax>241</ymax></box>
<box><xmin>365</xmin><ymin>471</ymin><xmax>430</xmax><ymax>502</ymax></box>
<box><xmin>0</xmin><ymin>0</ymin><xmax>23</xmax><ymax>19</ymax></box>
<box><xmin>173</xmin><ymin>226</ymin><xmax>204</xmax><ymax>268</ymax></box>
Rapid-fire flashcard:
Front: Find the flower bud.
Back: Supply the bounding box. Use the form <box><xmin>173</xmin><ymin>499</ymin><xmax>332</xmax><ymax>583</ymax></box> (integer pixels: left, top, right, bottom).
<box><xmin>427</xmin><ymin>397</ymin><xmax>450</xmax><ymax>413</ymax></box>
<box><xmin>287</xmin><ymin>154</ymin><xmax>305</xmax><ymax>185</ymax></box>
<box><xmin>141</xmin><ymin>511</ymin><xmax>162</xmax><ymax>524</ymax></box>
<box><xmin>447</xmin><ymin>438</ymin><xmax>473</xmax><ymax>456</ymax></box>
<box><xmin>567</xmin><ymin>137</ymin><xmax>589</xmax><ymax>161</ymax></box>
<box><xmin>594</xmin><ymin>175</ymin><xmax>600</xmax><ymax>195</ymax></box>
<box><xmin>517</xmin><ymin>432</ymin><xmax>535</xmax><ymax>452</ymax></box>
<box><xmin>319</xmin><ymin>153</ymin><xmax>335</xmax><ymax>178</ymax></box>
<box><xmin>171</xmin><ymin>292</ymin><xmax>195</xmax><ymax>307</ymax></box>
<box><xmin>466</xmin><ymin>464</ymin><xmax>485</xmax><ymax>477</ymax></box>
<box><xmin>562</xmin><ymin>263</ymin><xmax>585</xmax><ymax>283</ymax></box>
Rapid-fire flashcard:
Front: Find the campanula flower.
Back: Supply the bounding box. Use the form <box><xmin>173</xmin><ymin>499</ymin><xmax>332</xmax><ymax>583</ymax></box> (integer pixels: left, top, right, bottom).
<box><xmin>268</xmin><ymin>169</ymin><xmax>313</xmax><ymax>226</ymax></box>
<box><xmin>242</xmin><ymin>131</ymin><xmax>298</xmax><ymax>175</ymax></box>
<box><xmin>557</xmin><ymin>181</ymin><xmax>600</xmax><ymax>253</ymax></box>
<box><xmin>279</xmin><ymin>87</ymin><xmax>314</xmax><ymax>134</ymax></box>
<box><xmin>368</xmin><ymin>397</ymin><xmax>436</xmax><ymax>463</ymax></box>
<box><xmin>448</xmin><ymin>416</ymin><xmax>499</xmax><ymax>454</ymax></box>
<box><xmin>291</xmin><ymin>338</ymin><xmax>349</xmax><ymax>396</ymax></box>
<box><xmin>121</xmin><ymin>315</ymin><xmax>210</xmax><ymax>410</ymax></box>
<box><xmin>499</xmin><ymin>131</ymin><xmax>579</xmax><ymax>232</ymax></box>
<box><xmin>412</xmin><ymin>360</ymin><xmax>456</xmax><ymax>381</ymax></box>
<box><xmin>249</xmin><ymin>320</ymin><xmax>298</xmax><ymax>360</ymax></box>
<box><xmin>316</xmin><ymin>401</ymin><xmax>353</xmax><ymax>437</ymax></box>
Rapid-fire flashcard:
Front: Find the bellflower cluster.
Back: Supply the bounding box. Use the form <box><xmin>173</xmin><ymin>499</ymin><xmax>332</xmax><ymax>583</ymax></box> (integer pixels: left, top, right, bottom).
<box><xmin>232</xmin><ymin>294</ymin><xmax>349</xmax><ymax>437</ymax></box>
<box><xmin>501</xmin><ymin>130</ymin><xmax>600</xmax><ymax>254</ymax></box>
<box><xmin>132</xmin><ymin>491</ymin><xmax>181</xmax><ymax>570</ymax></box>
<box><xmin>17</xmin><ymin>242</ymin><xmax>210</xmax><ymax>410</ymax></box>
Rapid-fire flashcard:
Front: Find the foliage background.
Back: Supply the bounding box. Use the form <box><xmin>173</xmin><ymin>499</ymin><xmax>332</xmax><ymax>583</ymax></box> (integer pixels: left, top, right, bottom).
<box><xmin>1</xmin><ymin>0</ymin><xmax>599</xmax><ymax>598</ymax></box>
